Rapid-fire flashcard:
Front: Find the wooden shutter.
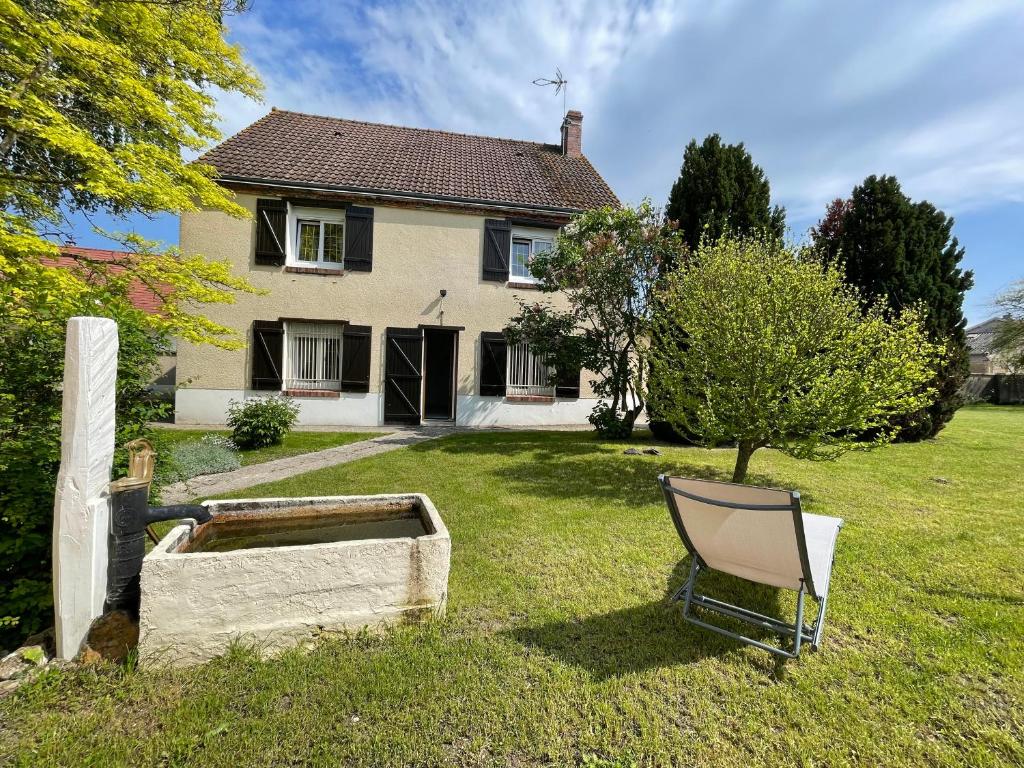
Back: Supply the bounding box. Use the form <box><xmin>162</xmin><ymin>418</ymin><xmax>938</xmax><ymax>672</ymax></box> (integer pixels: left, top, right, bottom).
<box><xmin>482</xmin><ymin>219</ymin><xmax>511</xmax><ymax>282</ymax></box>
<box><xmin>480</xmin><ymin>332</ymin><xmax>507</xmax><ymax>396</ymax></box>
<box><xmin>341</xmin><ymin>324</ymin><xmax>371</xmax><ymax>392</ymax></box>
<box><xmin>555</xmin><ymin>364</ymin><xmax>581</xmax><ymax>398</ymax></box>
<box><xmin>251</xmin><ymin>320</ymin><xmax>284</xmax><ymax>390</ymax></box>
<box><xmin>254</xmin><ymin>199</ymin><xmax>287</xmax><ymax>266</ymax></box>
<box><xmin>344</xmin><ymin>205</ymin><xmax>374</xmax><ymax>271</ymax></box>
<box><xmin>384</xmin><ymin>327</ymin><xmax>423</xmax><ymax>424</ymax></box>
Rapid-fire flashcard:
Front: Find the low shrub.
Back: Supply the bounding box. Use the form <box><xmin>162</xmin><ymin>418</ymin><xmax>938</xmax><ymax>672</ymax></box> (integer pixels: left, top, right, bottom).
<box><xmin>226</xmin><ymin>396</ymin><xmax>299</xmax><ymax>449</ymax></box>
<box><xmin>155</xmin><ymin>434</ymin><xmax>241</xmax><ymax>485</ymax></box>
<box><xmin>588</xmin><ymin>402</ymin><xmax>634</xmax><ymax>440</ymax></box>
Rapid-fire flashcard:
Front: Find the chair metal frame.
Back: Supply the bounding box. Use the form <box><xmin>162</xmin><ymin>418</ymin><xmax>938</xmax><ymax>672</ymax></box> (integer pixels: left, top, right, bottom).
<box><xmin>659</xmin><ymin>474</ymin><xmax>838</xmax><ymax>659</ymax></box>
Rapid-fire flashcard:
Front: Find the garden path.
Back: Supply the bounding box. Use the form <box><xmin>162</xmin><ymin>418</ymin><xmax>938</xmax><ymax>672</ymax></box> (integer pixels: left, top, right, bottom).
<box><xmin>159</xmin><ymin>427</ymin><xmax>449</xmax><ymax>504</ymax></box>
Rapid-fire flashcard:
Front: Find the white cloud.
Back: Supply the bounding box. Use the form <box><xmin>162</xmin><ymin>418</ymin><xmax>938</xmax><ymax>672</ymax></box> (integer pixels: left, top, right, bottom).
<box><xmin>829</xmin><ymin>0</ymin><xmax>1019</xmax><ymax>105</ymax></box>
<box><xmin>211</xmin><ymin>0</ymin><xmax>1024</xmax><ymax>229</ymax></box>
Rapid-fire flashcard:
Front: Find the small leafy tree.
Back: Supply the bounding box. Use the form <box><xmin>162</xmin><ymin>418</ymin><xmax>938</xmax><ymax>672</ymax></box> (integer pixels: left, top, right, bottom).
<box><xmin>993</xmin><ymin>281</ymin><xmax>1024</xmax><ymax>373</ymax></box>
<box><xmin>649</xmin><ymin>235</ymin><xmax>941</xmax><ymax>483</ymax></box>
<box><xmin>651</xmin><ymin>134</ymin><xmax>787</xmax><ymax>442</ymax></box>
<box><xmin>504</xmin><ymin>203</ymin><xmax>684</xmax><ymax>437</ymax></box>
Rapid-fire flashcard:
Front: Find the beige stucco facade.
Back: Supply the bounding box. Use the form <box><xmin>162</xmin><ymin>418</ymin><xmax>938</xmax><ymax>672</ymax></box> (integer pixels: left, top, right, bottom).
<box><xmin>175</xmin><ymin>193</ymin><xmax>599</xmax><ymax>426</ymax></box>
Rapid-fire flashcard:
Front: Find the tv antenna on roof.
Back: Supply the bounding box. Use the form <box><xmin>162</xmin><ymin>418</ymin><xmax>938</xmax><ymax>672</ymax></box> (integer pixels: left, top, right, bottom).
<box><xmin>533</xmin><ymin>67</ymin><xmax>568</xmax><ymax>114</ymax></box>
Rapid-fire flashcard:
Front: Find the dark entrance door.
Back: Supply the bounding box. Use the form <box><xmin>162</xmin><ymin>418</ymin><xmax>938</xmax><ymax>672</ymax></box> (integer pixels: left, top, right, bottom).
<box><xmin>423</xmin><ymin>329</ymin><xmax>457</xmax><ymax>420</ymax></box>
<box><xmin>384</xmin><ymin>327</ymin><xmax>423</xmax><ymax>424</ymax></box>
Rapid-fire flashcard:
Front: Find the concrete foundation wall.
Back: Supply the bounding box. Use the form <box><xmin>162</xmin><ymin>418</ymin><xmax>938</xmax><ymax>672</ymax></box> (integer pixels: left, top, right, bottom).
<box><xmin>139</xmin><ymin>494</ymin><xmax>450</xmax><ymax>666</ymax></box>
<box><xmin>175</xmin><ymin>387</ymin><xmax>601</xmax><ymax>427</ymax></box>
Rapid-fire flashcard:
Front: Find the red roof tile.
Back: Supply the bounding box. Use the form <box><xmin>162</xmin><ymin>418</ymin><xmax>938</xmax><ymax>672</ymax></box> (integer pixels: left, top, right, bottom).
<box><xmin>197</xmin><ymin>110</ymin><xmax>619</xmax><ymax>212</ymax></box>
<box><xmin>51</xmin><ymin>246</ymin><xmax>164</xmax><ymax>314</ymax></box>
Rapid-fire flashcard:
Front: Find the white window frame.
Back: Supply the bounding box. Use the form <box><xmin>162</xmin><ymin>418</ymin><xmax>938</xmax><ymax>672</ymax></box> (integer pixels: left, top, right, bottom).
<box><xmin>509</xmin><ymin>227</ymin><xmax>555</xmax><ymax>282</ymax></box>
<box><xmin>506</xmin><ymin>340</ymin><xmax>555</xmax><ymax>398</ymax></box>
<box><xmin>286</xmin><ymin>205</ymin><xmax>346</xmax><ymax>269</ymax></box>
<box><xmin>282</xmin><ymin>320</ymin><xmax>344</xmax><ymax>392</ymax></box>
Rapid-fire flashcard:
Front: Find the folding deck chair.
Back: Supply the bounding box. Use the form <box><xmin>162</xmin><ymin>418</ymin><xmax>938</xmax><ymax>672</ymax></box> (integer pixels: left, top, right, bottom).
<box><xmin>658</xmin><ymin>475</ymin><xmax>843</xmax><ymax>658</ymax></box>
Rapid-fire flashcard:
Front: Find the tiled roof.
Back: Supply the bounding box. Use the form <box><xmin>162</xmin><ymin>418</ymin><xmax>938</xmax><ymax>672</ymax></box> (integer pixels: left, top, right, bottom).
<box><xmin>52</xmin><ymin>246</ymin><xmax>163</xmax><ymax>313</ymax></box>
<box><xmin>197</xmin><ymin>109</ymin><xmax>619</xmax><ymax>212</ymax></box>
<box><xmin>966</xmin><ymin>316</ymin><xmax>1010</xmax><ymax>356</ymax></box>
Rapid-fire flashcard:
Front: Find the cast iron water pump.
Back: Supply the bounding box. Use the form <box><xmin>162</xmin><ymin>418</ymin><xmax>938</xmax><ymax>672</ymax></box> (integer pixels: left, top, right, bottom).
<box><xmin>105</xmin><ymin>439</ymin><xmax>211</xmax><ymax>618</ymax></box>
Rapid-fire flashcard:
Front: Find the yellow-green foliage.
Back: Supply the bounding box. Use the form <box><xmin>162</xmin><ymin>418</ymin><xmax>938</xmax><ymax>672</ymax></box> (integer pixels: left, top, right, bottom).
<box><xmin>0</xmin><ymin>0</ymin><xmax>264</xmax><ymax>647</ymax></box>
<box><xmin>649</xmin><ymin>235</ymin><xmax>942</xmax><ymax>481</ymax></box>
<box><xmin>0</xmin><ymin>0</ymin><xmax>265</xmax><ymax>347</ymax></box>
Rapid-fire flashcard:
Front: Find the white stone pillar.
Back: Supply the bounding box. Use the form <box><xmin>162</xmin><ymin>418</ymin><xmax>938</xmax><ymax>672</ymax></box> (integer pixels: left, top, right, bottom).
<box><xmin>52</xmin><ymin>317</ymin><xmax>119</xmax><ymax>659</ymax></box>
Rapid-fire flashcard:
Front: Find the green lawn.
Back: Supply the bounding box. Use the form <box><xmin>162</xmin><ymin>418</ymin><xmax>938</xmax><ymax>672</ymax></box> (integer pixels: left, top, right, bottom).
<box><xmin>3</xmin><ymin>407</ymin><xmax>1022</xmax><ymax>767</ymax></box>
<box><xmin>150</xmin><ymin>427</ymin><xmax>386</xmax><ymax>467</ymax></box>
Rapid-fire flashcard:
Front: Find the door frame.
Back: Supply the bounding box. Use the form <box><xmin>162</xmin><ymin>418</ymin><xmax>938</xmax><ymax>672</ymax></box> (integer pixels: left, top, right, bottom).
<box><xmin>421</xmin><ymin>326</ymin><xmax>461</xmax><ymax>421</ymax></box>
<box><xmin>417</xmin><ymin>321</ymin><xmax>462</xmax><ymax>423</ymax></box>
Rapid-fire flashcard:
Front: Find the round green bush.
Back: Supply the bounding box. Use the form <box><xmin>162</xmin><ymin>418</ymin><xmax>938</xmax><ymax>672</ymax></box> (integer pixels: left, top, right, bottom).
<box><xmin>226</xmin><ymin>396</ymin><xmax>300</xmax><ymax>449</ymax></box>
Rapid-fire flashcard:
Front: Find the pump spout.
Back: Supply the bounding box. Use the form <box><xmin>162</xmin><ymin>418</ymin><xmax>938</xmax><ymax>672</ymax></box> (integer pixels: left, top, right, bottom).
<box><xmin>105</xmin><ymin>440</ymin><xmax>212</xmax><ymax>617</ymax></box>
<box><xmin>145</xmin><ymin>504</ymin><xmax>212</xmax><ymax>526</ymax></box>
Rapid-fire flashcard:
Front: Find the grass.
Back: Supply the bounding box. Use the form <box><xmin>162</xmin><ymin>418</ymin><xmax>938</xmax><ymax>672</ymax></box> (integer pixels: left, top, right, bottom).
<box><xmin>2</xmin><ymin>406</ymin><xmax>1022</xmax><ymax>767</ymax></box>
<box><xmin>149</xmin><ymin>427</ymin><xmax>385</xmax><ymax>467</ymax></box>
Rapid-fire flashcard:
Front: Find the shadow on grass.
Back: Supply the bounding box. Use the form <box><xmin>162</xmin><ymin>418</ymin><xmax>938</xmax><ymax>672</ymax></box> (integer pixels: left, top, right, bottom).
<box><xmin>922</xmin><ymin>586</ymin><xmax>1024</xmax><ymax>607</ymax></box>
<box><xmin>508</xmin><ymin>559</ymin><xmax>791</xmax><ymax>679</ymax></box>
<box><xmin>416</xmin><ymin>432</ymin><xmax>785</xmax><ymax>506</ymax></box>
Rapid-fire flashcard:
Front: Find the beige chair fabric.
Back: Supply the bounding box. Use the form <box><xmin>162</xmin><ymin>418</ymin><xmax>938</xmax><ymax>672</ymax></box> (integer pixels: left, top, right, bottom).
<box><xmin>665</xmin><ymin>477</ymin><xmax>841</xmax><ymax>597</ymax></box>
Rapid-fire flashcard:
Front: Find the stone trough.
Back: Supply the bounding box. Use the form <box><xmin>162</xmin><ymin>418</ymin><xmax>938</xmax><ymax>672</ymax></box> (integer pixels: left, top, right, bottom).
<box><xmin>139</xmin><ymin>493</ymin><xmax>450</xmax><ymax>666</ymax></box>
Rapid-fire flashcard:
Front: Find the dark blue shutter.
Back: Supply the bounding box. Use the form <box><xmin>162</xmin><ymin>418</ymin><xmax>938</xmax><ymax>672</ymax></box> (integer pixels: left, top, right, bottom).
<box><xmin>251</xmin><ymin>320</ymin><xmax>284</xmax><ymax>390</ymax></box>
<box><xmin>482</xmin><ymin>219</ymin><xmax>511</xmax><ymax>282</ymax></box>
<box><xmin>345</xmin><ymin>206</ymin><xmax>374</xmax><ymax>271</ymax></box>
<box><xmin>341</xmin><ymin>325</ymin><xmax>371</xmax><ymax>392</ymax></box>
<box><xmin>254</xmin><ymin>199</ymin><xmax>287</xmax><ymax>266</ymax></box>
<box><xmin>480</xmin><ymin>332</ymin><xmax>507</xmax><ymax>396</ymax></box>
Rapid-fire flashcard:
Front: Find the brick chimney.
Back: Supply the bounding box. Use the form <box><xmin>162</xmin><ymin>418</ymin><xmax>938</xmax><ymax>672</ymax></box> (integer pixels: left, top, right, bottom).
<box><xmin>560</xmin><ymin>110</ymin><xmax>583</xmax><ymax>157</ymax></box>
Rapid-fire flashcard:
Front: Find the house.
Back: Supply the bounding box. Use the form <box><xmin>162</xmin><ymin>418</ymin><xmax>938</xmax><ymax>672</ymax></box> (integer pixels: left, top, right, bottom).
<box><xmin>966</xmin><ymin>316</ymin><xmax>1015</xmax><ymax>375</ymax></box>
<box><xmin>52</xmin><ymin>246</ymin><xmax>176</xmax><ymax>394</ymax></box>
<box><xmin>175</xmin><ymin>108</ymin><xmax>618</xmax><ymax>426</ymax></box>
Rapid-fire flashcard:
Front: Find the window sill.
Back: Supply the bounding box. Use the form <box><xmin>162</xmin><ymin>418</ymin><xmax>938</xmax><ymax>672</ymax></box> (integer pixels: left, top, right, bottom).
<box><xmin>505</xmin><ymin>394</ymin><xmax>555</xmax><ymax>403</ymax></box>
<box><xmin>282</xmin><ymin>389</ymin><xmax>341</xmax><ymax>398</ymax></box>
<box><xmin>285</xmin><ymin>265</ymin><xmax>345</xmax><ymax>276</ymax></box>
<box><xmin>507</xmin><ymin>280</ymin><xmax>541</xmax><ymax>290</ymax></box>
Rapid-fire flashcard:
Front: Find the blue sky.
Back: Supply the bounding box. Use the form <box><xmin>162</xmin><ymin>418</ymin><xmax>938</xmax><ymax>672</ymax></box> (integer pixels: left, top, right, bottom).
<box><xmin>69</xmin><ymin>0</ymin><xmax>1024</xmax><ymax>324</ymax></box>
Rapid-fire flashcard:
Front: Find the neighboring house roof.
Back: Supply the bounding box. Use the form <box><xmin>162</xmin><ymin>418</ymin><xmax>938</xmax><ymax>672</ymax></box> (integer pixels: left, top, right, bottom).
<box><xmin>197</xmin><ymin>109</ymin><xmax>619</xmax><ymax>213</ymax></box>
<box><xmin>966</xmin><ymin>316</ymin><xmax>1010</xmax><ymax>357</ymax></box>
<box><xmin>51</xmin><ymin>246</ymin><xmax>163</xmax><ymax>313</ymax></box>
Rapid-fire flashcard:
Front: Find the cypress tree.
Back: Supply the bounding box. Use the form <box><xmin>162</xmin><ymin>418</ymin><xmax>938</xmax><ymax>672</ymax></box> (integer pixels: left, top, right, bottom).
<box><xmin>812</xmin><ymin>175</ymin><xmax>973</xmax><ymax>440</ymax></box>
<box><xmin>665</xmin><ymin>134</ymin><xmax>786</xmax><ymax>255</ymax></box>
<box><xmin>650</xmin><ymin>134</ymin><xmax>786</xmax><ymax>442</ymax></box>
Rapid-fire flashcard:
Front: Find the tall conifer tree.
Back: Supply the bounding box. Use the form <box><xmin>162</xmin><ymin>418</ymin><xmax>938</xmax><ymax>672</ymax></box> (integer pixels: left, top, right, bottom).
<box><xmin>812</xmin><ymin>175</ymin><xmax>973</xmax><ymax>440</ymax></box>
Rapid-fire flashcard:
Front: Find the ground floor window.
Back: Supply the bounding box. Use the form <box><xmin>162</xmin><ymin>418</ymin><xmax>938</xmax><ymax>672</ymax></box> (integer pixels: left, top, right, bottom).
<box><xmin>506</xmin><ymin>341</ymin><xmax>555</xmax><ymax>397</ymax></box>
<box><xmin>285</xmin><ymin>321</ymin><xmax>343</xmax><ymax>391</ymax></box>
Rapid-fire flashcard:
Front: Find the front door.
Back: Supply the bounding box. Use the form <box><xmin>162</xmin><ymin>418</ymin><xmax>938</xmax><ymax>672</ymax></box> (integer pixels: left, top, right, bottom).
<box><xmin>423</xmin><ymin>329</ymin><xmax>457</xmax><ymax>420</ymax></box>
<box><xmin>383</xmin><ymin>327</ymin><xmax>423</xmax><ymax>424</ymax></box>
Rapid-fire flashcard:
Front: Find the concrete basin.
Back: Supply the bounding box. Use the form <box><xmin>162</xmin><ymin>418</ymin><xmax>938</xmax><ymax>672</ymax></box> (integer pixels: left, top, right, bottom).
<box><xmin>139</xmin><ymin>493</ymin><xmax>450</xmax><ymax>666</ymax></box>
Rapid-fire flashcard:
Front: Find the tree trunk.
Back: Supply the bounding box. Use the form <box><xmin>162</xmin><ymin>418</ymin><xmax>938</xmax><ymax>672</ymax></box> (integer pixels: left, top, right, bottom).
<box><xmin>732</xmin><ymin>440</ymin><xmax>756</xmax><ymax>483</ymax></box>
<box><xmin>622</xmin><ymin>402</ymin><xmax>644</xmax><ymax>435</ymax></box>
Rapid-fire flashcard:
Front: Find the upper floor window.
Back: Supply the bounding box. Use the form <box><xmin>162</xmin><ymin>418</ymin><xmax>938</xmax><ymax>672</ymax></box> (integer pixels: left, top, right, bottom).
<box><xmin>510</xmin><ymin>232</ymin><xmax>553</xmax><ymax>281</ymax></box>
<box><xmin>289</xmin><ymin>206</ymin><xmax>345</xmax><ymax>269</ymax></box>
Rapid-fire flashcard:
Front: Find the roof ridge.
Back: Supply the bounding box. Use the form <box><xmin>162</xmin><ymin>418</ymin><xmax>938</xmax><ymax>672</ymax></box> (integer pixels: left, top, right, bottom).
<box><xmin>267</xmin><ymin>108</ymin><xmax>561</xmax><ymax>152</ymax></box>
